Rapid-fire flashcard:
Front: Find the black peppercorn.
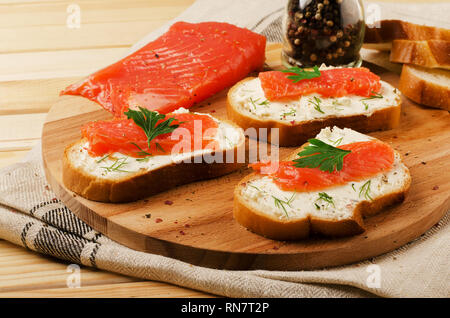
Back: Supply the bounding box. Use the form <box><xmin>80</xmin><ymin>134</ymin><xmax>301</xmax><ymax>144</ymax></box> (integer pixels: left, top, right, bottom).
<box><xmin>282</xmin><ymin>0</ymin><xmax>364</xmax><ymax>67</ymax></box>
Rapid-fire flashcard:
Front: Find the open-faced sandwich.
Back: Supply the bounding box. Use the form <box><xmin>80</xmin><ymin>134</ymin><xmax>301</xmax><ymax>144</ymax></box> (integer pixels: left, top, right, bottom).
<box><xmin>63</xmin><ymin>108</ymin><xmax>245</xmax><ymax>203</ymax></box>
<box><xmin>233</xmin><ymin>126</ymin><xmax>411</xmax><ymax>240</ymax></box>
<box><xmin>227</xmin><ymin>66</ymin><xmax>401</xmax><ymax>146</ymax></box>
<box><xmin>60</xmin><ymin>21</ymin><xmax>266</xmax><ymax>202</ymax></box>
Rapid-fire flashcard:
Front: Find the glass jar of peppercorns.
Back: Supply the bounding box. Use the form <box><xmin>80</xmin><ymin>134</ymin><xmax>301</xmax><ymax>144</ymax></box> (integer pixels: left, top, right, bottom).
<box><xmin>282</xmin><ymin>0</ymin><xmax>365</xmax><ymax>68</ymax></box>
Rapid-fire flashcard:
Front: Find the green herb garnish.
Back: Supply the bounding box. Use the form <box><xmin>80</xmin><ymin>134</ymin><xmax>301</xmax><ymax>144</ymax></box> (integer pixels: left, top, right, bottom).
<box><xmin>352</xmin><ymin>183</ymin><xmax>356</xmax><ymax>192</ymax></box>
<box><xmin>125</xmin><ymin>107</ymin><xmax>180</xmax><ymax>152</ymax></box>
<box><xmin>316</xmin><ymin>192</ymin><xmax>335</xmax><ymax>207</ymax></box>
<box><xmin>359</xmin><ymin>180</ymin><xmax>373</xmax><ymax>201</ymax></box>
<box><xmin>136</xmin><ymin>157</ymin><xmax>150</xmax><ymax>162</ymax></box>
<box><xmin>362</xmin><ymin>101</ymin><xmax>369</xmax><ymax>110</ymax></box>
<box><xmin>292</xmin><ymin>138</ymin><xmax>351</xmax><ymax>173</ymax></box>
<box><xmin>130</xmin><ymin>142</ymin><xmax>152</xmax><ymax>157</ymax></box>
<box><xmin>96</xmin><ymin>154</ymin><xmax>110</xmax><ymax>163</ymax></box>
<box><xmin>249</xmin><ymin>97</ymin><xmax>258</xmax><ymax>110</ymax></box>
<box><xmin>309</xmin><ymin>96</ymin><xmax>324</xmax><ymax>114</ymax></box>
<box><xmin>329</xmin><ymin>137</ymin><xmax>343</xmax><ymax>146</ymax></box>
<box><xmin>101</xmin><ymin>157</ymin><xmax>129</xmax><ymax>173</ymax></box>
<box><xmin>282</xmin><ymin>108</ymin><xmax>296</xmax><ymax>117</ymax></box>
<box><xmin>155</xmin><ymin>142</ymin><xmax>166</xmax><ymax>153</ymax></box>
<box><xmin>248</xmin><ymin>184</ymin><xmax>262</xmax><ymax>192</ymax></box>
<box><xmin>282</xmin><ymin>65</ymin><xmax>321</xmax><ymax>83</ymax></box>
<box><xmin>224</xmin><ymin>136</ymin><xmax>234</xmax><ymax>148</ymax></box>
<box><xmin>361</xmin><ymin>91</ymin><xmax>383</xmax><ymax>101</ymax></box>
<box><xmin>249</xmin><ymin>98</ymin><xmax>270</xmax><ymax>110</ymax></box>
<box><xmin>272</xmin><ymin>193</ymin><xmax>296</xmax><ymax>217</ymax></box>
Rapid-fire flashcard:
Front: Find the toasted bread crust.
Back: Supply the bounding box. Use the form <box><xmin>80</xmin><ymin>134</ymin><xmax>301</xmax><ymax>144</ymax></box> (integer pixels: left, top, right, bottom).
<box><xmin>233</xmin><ymin>143</ymin><xmax>411</xmax><ymax>240</ymax></box>
<box><xmin>63</xmin><ymin>134</ymin><xmax>245</xmax><ymax>203</ymax></box>
<box><xmin>364</xmin><ymin>20</ymin><xmax>450</xmax><ymax>49</ymax></box>
<box><xmin>399</xmin><ymin>64</ymin><xmax>450</xmax><ymax>111</ymax></box>
<box><xmin>390</xmin><ymin>40</ymin><xmax>450</xmax><ymax>69</ymax></box>
<box><xmin>227</xmin><ymin>77</ymin><xmax>401</xmax><ymax>147</ymax></box>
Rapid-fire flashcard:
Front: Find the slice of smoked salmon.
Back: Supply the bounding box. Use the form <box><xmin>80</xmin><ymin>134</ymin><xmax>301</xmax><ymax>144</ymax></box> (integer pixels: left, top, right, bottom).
<box><xmin>259</xmin><ymin>67</ymin><xmax>382</xmax><ymax>101</ymax></box>
<box><xmin>81</xmin><ymin>113</ymin><xmax>218</xmax><ymax>157</ymax></box>
<box><xmin>61</xmin><ymin>22</ymin><xmax>266</xmax><ymax>117</ymax></box>
<box><xmin>250</xmin><ymin>140</ymin><xmax>395</xmax><ymax>192</ymax></box>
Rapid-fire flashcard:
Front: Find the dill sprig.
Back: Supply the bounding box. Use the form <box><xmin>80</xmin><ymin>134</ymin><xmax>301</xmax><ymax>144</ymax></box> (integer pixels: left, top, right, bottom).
<box><xmin>359</xmin><ymin>180</ymin><xmax>373</xmax><ymax>200</ymax></box>
<box><xmin>96</xmin><ymin>154</ymin><xmax>110</xmax><ymax>163</ymax></box>
<box><xmin>282</xmin><ymin>108</ymin><xmax>296</xmax><ymax>117</ymax></box>
<box><xmin>361</xmin><ymin>91</ymin><xmax>383</xmax><ymax>101</ymax></box>
<box><xmin>125</xmin><ymin>107</ymin><xmax>180</xmax><ymax>153</ymax></box>
<box><xmin>329</xmin><ymin>137</ymin><xmax>343</xmax><ymax>146</ymax></box>
<box><xmin>248</xmin><ymin>184</ymin><xmax>262</xmax><ymax>192</ymax></box>
<box><xmin>249</xmin><ymin>97</ymin><xmax>270</xmax><ymax>110</ymax></box>
<box><xmin>362</xmin><ymin>101</ymin><xmax>369</xmax><ymax>110</ymax></box>
<box><xmin>272</xmin><ymin>193</ymin><xmax>296</xmax><ymax>217</ymax></box>
<box><xmin>130</xmin><ymin>142</ymin><xmax>151</xmax><ymax>157</ymax></box>
<box><xmin>292</xmin><ymin>139</ymin><xmax>351</xmax><ymax>173</ymax></box>
<box><xmin>309</xmin><ymin>96</ymin><xmax>324</xmax><ymax>114</ymax></box>
<box><xmin>281</xmin><ymin>65</ymin><xmax>321</xmax><ymax>83</ymax></box>
<box><xmin>249</xmin><ymin>97</ymin><xmax>258</xmax><ymax>110</ymax></box>
<box><xmin>101</xmin><ymin>157</ymin><xmax>129</xmax><ymax>173</ymax></box>
<box><xmin>316</xmin><ymin>192</ymin><xmax>335</xmax><ymax>208</ymax></box>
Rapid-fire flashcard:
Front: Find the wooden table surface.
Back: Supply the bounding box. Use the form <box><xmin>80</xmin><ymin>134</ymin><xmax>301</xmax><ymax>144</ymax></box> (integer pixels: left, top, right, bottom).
<box><xmin>0</xmin><ymin>0</ymin><xmax>446</xmax><ymax>298</ymax></box>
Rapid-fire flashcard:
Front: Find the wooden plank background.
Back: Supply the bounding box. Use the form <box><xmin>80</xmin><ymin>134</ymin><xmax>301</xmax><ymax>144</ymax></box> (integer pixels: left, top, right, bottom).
<box><xmin>0</xmin><ymin>0</ymin><xmax>446</xmax><ymax>298</ymax></box>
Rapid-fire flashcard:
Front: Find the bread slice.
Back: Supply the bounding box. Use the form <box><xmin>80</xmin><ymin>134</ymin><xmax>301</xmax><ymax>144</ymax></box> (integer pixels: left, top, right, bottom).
<box><xmin>399</xmin><ymin>64</ymin><xmax>450</xmax><ymax>111</ymax></box>
<box><xmin>390</xmin><ymin>40</ymin><xmax>450</xmax><ymax>70</ymax></box>
<box><xmin>63</xmin><ymin>114</ymin><xmax>245</xmax><ymax>203</ymax></box>
<box><xmin>227</xmin><ymin>76</ymin><xmax>401</xmax><ymax>147</ymax></box>
<box><xmin>364</xmin><ymin>20</ymin><xmax>450</xmax><ymax>51</ymax></box>
<box><xmin>233</xmin><ymin>127</ymin><xmax>411</xmax><ymax>240</ymax></box>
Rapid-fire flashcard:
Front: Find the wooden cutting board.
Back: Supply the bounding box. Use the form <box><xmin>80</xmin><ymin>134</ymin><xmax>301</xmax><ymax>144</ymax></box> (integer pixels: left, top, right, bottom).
<box><xmin>42</xmin><ymin>44</ymin><xmax>450</xmax><ymax>270</ymax></box>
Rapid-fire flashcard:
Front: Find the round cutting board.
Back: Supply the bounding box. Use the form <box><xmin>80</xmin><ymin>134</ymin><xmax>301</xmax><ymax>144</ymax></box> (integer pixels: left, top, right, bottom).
<box><xmin>42</xmin><ymin>44</ymin><xmax>450</xmax><ymax>270</ymax></box>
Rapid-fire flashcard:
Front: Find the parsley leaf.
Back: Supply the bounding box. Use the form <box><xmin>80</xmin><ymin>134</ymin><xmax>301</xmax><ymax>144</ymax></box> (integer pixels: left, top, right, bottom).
<box><xmin>281</xmin><ymin>66</ymin><xmax>321</xmax><ymax>83</ymax></box>
<box><xmin>292</xmin><ymin>138</ymin><xmax>351</xmax><ymax>173</ymax></box>
<box><xmin>124</xmin><ymin>107</ymin><xmax>180</xmax><ymax>152</ymax></box>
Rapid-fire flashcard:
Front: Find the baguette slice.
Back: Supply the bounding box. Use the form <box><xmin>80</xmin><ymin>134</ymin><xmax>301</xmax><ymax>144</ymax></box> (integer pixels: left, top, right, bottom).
<box><xmin>390</xmin><ymin>40</ymin><xmax>450</xmax><ymax>70</ymax></box>
<box><xmin>234</xmin><ymin>127</ymin><xmax>411</xmax><ymax>240</ymax></box>
<box><xmin>399</xmin><ymin>64</ymin><xmax>450</xmax><ymax>111</ymax></box>
<box><xmin>63</xmin><ymin>114</ymin><xmax>245</xmax><ymax>203</ymax></box>
<box><xmin>227</xmin><ymin>76</ymin><xmax>401</xmax><ymax>147</ymax></box>
<box><xmin>364</xmin><ymin>20</ymin><xmax>450</xmax><ymax>51</ymax></box>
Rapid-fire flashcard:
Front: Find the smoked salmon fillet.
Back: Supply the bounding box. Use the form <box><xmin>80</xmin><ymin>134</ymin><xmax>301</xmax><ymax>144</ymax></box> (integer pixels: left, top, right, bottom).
<box><xmin>259</xmin><ymin>67</ymin><xmax>382</xmax><ymax>101</ymax></box>
<box><xmin>61</xmin><ymin>22</ymin><xmax>266</xmax><ymax>117</ymax></box>
<box><xmin>81</xmin><ymin>112</ymin><xmax>218</xmax><ymax>157</ymax></box>
<box><xmin>250</xmin><ymin>140</ymin><xmax>395</xmax><ymax>192</ymax></box>
<box><xmin>233</xmin><ymin>127</ymin><xmax>411</xmax><ymax>240</ymax></box>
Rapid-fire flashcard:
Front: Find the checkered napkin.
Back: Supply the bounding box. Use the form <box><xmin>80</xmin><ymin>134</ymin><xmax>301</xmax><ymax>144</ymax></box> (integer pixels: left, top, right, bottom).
<box><xmin>0</xmin><ymin>0</ymin><xmax>449</xmax><ymax>297</ymax></box>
